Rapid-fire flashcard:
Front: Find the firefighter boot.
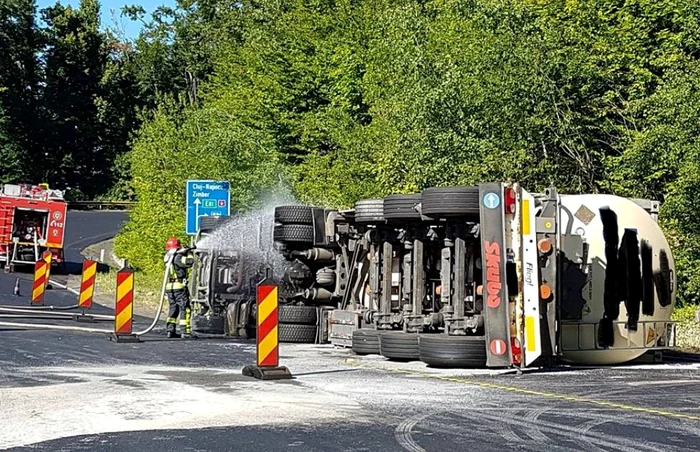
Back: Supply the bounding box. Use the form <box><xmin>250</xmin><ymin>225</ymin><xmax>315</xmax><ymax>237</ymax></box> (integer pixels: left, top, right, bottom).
<box><xmin>166</xmin><ymin>317</ymin><xmax>180</xmax><ymax>338</ymax></box>
<box><xmin>180</xmin><ymin>307</ymin><xmax>193</xmax><ymax>339</ymax></box>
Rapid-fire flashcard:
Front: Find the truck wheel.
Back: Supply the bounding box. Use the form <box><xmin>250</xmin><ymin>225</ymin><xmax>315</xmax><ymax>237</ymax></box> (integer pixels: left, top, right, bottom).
<box><xmin>273</xmin><ymin>224</ymin><xmax>314</xmax><ymax>243</ymax></box>
<box><xmin>354</xmin><ymin>199</ymin><xmax>385</xmax><ymax>223</ymax></box>
<box><xmin>421</xmin><ymin>186</ymin><xmax>480</xmax><ymax>218</ymax></box>
<box><xmin>352</xmin><ymin>329</ymin><xmax>380</xmax><ymax>355</ymax></box>
<box><xmin>279</xmin><ymin>324</ymin><xmax>317</xmax><ymax>343</ymax></box>
<box><xmin>379</xmin><ymin>331</ymin><xmax>420</xmax><ymax>361</ymax></box>
<box><xmin>383</xmin><ymin>194</ymin><xmax>422</xmax><ymax>220</ymax></box>
<box><xmin>199</xmin><ymin>216</ymin><xmax>232</xmax><ymax>233</ymax></box>
<box><xmin>419</xmin><ymin>334</ymin><xmax>486</xmax><ymax>368</ymax></box>
<box><xmin>274</xmin><ymin>205</ymin><xmax>314</xmax><ymax>225</ymax></box>
<box><xmin>192</xmin><ymin>314</ymin><xmax>225</xmax><ymax>335</ymax></box>
<box><xmin>279</xmin><ymin>305</ymin><xmax>317</xmax><ymax>325</ymax></box>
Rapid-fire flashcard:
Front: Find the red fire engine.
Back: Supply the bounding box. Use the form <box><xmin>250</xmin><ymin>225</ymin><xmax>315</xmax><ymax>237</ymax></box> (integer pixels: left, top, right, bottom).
<box><xmin>0</xmin><ymin>183</ymin><xmax>67</xmax><ymax>267</ymax></box>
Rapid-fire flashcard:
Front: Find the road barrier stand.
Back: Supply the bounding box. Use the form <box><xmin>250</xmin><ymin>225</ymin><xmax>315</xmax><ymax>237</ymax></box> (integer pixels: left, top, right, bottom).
<box><xmin>31</xmin><ymin>260</ymin><xmax>48</xmax><ymax>306</ymax></box>
<box><xmin>74</xmin><ymin>259</ymin><xmax>97</xmax><ymax>323</ymax></box>
<box><xmin>42</xmin><ymin>251</ymin><xmax>52</xmax><ymax>289</ymax></box>
<box><xmin>108</xmin><ymin>265</ymin><xmax>140</xmax><ymax>343</ymax></box>
<box><xmin>242</xmin><ymin>278</ymin><xmax>293</xmax><ymax>380</ymax></box>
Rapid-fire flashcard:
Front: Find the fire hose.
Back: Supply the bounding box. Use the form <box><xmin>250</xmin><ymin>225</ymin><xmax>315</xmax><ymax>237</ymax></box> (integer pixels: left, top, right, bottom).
<box><xmin>0</xmin><ymin>303</ymin><xmax>90</xmax><ymax>311</ymax></box>
<box><xmin>0</xmin><ymin>306</ymin><xmax>113</xmax><ymax>320</ymax></box>
<box><xmin>0</xmin><ymin>255</ymin><xmax>175</xmax><ymax>336</ymax></box>
<box><xmin>132</xmin><ymin>253</ymin><xmax>172</xmax><ymax>336</ymax></box>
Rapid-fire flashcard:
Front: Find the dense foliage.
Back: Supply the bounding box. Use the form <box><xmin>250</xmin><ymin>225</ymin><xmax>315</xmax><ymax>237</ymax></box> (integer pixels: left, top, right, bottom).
<box><xmin>2</xmin><ymin>0</ymin><xmax>699</xmax><ymax>305</ymax></box>
<box><xmin>0</xmin><ymin>0</ymin><xmax>142</xmax><ymax>198</ymax></box>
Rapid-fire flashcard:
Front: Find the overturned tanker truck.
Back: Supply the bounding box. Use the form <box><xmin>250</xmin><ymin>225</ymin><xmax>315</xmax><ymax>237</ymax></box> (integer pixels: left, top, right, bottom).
<box><xmin>272</xmin><ymin>181</ymin><xmax>677</xmax><ymax>368</ymax></box>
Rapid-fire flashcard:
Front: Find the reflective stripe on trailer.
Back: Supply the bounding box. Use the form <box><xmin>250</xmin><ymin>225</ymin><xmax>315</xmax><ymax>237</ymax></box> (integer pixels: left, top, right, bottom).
<box><xmin>520</xmin><ymin>188</ymin><xmax>542</xmax><ymax>366</ymax></box>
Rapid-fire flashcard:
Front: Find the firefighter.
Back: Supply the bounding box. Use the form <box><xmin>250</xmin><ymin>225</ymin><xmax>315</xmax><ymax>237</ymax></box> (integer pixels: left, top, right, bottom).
<box><xmin>164</xmin><ymin>237</ymin><xmax>195</xmax><ymax>338</ymax></box>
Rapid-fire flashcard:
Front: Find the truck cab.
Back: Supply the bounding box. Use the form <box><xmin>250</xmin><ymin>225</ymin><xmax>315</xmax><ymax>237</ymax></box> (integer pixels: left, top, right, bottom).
<box><xmin>188</xmin><ymin>215</ymin><xmax>268</xmax><ymax>338</ymax></box>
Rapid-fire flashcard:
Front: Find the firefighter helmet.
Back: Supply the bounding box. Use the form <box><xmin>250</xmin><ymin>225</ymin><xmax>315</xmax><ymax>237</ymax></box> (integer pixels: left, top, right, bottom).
<box><xmin>165</xmin><ymin>237</ymin><xmax>181</xmax><ymax>250</ymax></box>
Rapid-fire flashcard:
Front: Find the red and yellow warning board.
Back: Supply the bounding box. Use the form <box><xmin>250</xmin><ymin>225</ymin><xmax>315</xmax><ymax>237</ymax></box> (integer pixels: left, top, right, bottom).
<box><xmin>31</xmin><ymin>260</ymin><xmax>48</xmax><ymax>305</ymax></box>
<box><xmin>79</xmin><ymin>259</ymin><xmax>97</xmax><ymax>309</ymax></box>
<box><xmin>256</xmin><ymin>282</ymin><xmax>279</xmax><ymax>367</ymax></box>
<box><xmin>42</xmin><ymin>251</ymin><xmax>52</xmax><ymax>285</ymax></box>
<box><xmin>114</xmin><ymin>269</ymin><xmax>134</xmax><ymax>334</ymax></box>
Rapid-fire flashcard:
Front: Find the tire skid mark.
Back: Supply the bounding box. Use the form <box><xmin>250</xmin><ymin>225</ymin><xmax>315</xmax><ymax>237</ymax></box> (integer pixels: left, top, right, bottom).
<box><xmin>521</xmin><ymin>407</ymin><xmax>551</xmax><ymax>442</ymax></box>
<box><xmin>451</xmin><ymin>408</ymin><xmax>675</xmax><ymax>452</ymax></box>
<box><xmin>571</xmin><ymin>415</ymin><xmax>619</xmax><ymax>452</ymax></box>
<box><xmin>395</xmin><ymin>412</ymin><xmax>436</xmax><ymax>452</ymax></box>
<box><xmin>345</xmin><ymin>359</ymin><xmax>700</xmax><ymax>422</ymax></box>
<box><xmin>481</xmin><ymin>402</ymin><xmax>525</xmax><ymax>442</ymax></box>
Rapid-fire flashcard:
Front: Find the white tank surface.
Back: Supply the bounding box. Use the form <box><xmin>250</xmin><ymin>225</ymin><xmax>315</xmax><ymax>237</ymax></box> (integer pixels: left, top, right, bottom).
<box><xmin>556</xmin><ymin>194</ymin><xmax>675</xmax><ymax>365</ymax></box>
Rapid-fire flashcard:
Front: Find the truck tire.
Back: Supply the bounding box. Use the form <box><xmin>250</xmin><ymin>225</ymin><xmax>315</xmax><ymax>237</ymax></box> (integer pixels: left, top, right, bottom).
<box><xmin>383</xmin><ymin>194</ymin><xmax>422</xmax><ymax>220</ymax></box>
<box><xmin>273</xmin><ymin>224</ymin><xmax>314</xmax><ymax>243</ymax></box>
<box><xmin>421</xmin><ymin>186</ymin><xmax>480</xmax><ymax>218</ymax></box>
<box><xmin>199</xmin><ymin>216</ymin><xmax>232</xmax><ymax>233</ymax></box>
<box><xmin>191</xmin><ymin>314</ymin><xmax>225</xmax><ymax>335</ymax></box>
<box><xmin>354</xmin><ymin>199</ymin><xmax>385</xmax><ymax>223</ymax></box>
<box><xmin>274</xmin><ymin>205</ymin><xmax>314</xmax><ymax>225</ymax></box>
<box><xmin>379</xmin><ymin>331</ymin><xmax>420</xmax><ymax>361</ymax></box>
<box><xmin>279</xmin><ymin>305</ymin><xmax>317</xmax><ymax>325</ymax></box>
<box><xmin>279</xmin><ymin>324</ymin><xmax>317</xmax><ymax>343</ymax></box>
<box><xmin>352</xmin><ymin>329</ymin><xmax>380</xmax><ymax>355</ymax></box>
<box><xmin>419</xmin><ymin>334</ymin><xmax>486</xmax><ymax>368</ymax></box>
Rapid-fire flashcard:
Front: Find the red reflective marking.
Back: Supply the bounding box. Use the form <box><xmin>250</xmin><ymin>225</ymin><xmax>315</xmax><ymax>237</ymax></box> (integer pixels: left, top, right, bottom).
<box><xmin>116</xmin><ymin>319</ymin><xmax>132</xmax><ymax>334</ymax></box>
<box><xmin>257</xmin><ymin>285</ymin><xmax>275</xmax><ymax>305</ymax></box>
<box><xmin>80</xmin><ymin>275</ymin><xmax>95</xmax><ymax>293</ymax></box>
<box><xmin>116</xmin><ymin>292</ymin><xmax>133</xmax><ymax>314</ymax></box>
<box><xmin>258</xmin><ymin>307</ymin><xmax>278</xmax><ymax>340</ymax></box>
<box><xmin>259</xmin><ymin>347</ymin><xmax>278</xmax><ymax>367</ymax></box>
<box><xmin>490</xmin><ymin>339</ymin><xmax>507</xmax><ymax>356</ymax></box>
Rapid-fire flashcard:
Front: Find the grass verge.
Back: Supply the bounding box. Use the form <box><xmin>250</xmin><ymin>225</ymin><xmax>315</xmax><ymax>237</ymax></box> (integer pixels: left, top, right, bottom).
<box><xmin>671</xmin><ymin>305</ymin><xmax>700</xmax><ymax>353</ymax></box>
<box><xmin>94</xmin><ymin>269</ymin><xmax>166</xmax><ymax>314</ymax></box>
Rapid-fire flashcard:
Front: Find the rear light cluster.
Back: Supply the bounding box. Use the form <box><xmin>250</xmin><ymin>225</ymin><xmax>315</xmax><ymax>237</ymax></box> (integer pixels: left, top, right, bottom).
<box><xmin>504</xmin><ymin>187</ymin><xmax>517</xmax><ymax>214</ymax></box>
<box><xmin>511</xmin><ymin>337</ymin><xmax>522</xmax><ymax>365</ymax></box>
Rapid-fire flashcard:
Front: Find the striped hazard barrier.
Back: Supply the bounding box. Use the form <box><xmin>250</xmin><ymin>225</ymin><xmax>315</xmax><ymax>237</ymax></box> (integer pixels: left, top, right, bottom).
<box><xmin>78</xmin><ymin>260</ymin><xmax>97</xmax><ymax>309</ymax></box>
<box><xmin>242</xmin><ymin>278</ymin><xmax>292</xmax><ymax>380</ymax></box>
<box><xmin>42</xmin><ymin>250</ymin><xmax>52</xmax><ymax>286</ymax></box>
<box><xmin>31</xmin><ymin>260</ymin><xmax>48</xmax><ymax>305</ymax></box>
<box><xmin>108</xmin><ymin>266</ymin><xmax>140</xmax><ymax>343</ymax></box>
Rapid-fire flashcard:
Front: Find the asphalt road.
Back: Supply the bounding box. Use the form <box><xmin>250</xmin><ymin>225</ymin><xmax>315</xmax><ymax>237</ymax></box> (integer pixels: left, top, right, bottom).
<box><xmin>0</xmin><ymin>330</ymin><xmax>699</xmax><ymax>451</ymax></box>
<box><xmin>1</xmin><ymin>209</ymin><xmax>700</xmax><ymax>451</ymax></box>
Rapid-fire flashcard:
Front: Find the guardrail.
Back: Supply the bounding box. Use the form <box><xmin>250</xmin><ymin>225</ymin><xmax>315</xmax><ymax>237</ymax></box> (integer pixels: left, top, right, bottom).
<box><xmin>67</xmin><ymin>201</ymin><xmax>136</xmax><ymax>210</ymax></box>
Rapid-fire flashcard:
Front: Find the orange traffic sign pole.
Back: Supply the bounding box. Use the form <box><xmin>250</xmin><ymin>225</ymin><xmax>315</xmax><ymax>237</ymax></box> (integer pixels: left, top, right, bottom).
<box><xmin>242</xmin><ymin>277</ymin><xmax>292</xmax><ymax>380</ymax></box>
<box><xmin>31</xmin><ymin>260</ymin><xmax>48</xmax><ymax>305</ymax></box>
<box><xmin>108</xmin><ymin>264</ymin><xmax>140</xmax><ymax>343</ymax></box>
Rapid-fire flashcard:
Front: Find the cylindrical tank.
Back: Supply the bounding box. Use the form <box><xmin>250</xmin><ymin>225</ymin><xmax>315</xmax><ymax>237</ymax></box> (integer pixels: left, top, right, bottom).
<box><xmin>557</xmin><ymin>194</ymin><xmax>675</xmax><ymax>365</ymax></box>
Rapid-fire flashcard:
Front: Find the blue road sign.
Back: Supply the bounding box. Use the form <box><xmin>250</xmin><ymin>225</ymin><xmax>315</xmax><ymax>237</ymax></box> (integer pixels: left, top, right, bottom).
<box><xmin>186</xmin><ymin>180</ymin><xmax>230</xmax><ymax>235</ymax></box>
<box><xmin>483</xmin><ymin>192</ymin><xmax>500</xmax><ymax>209</ymax></box>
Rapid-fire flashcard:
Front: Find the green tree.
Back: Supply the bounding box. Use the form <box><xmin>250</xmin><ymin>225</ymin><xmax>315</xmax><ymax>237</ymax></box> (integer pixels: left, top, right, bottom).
<box><xmin>115</xmin><ymin>101</ymin><xmax>279</xmax><ymax>273</ymax></box>
<box><xmin>0</xmin><ymin>0</ymin><xmax>41</xmax><ymax>182</ymax></box>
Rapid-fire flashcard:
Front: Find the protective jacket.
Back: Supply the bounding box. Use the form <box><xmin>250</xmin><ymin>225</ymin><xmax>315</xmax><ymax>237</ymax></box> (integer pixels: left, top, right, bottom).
<box><xmin>165</xmin><ymin>249</ymin><xmax>194</xmax><ymax>291</ymax></box>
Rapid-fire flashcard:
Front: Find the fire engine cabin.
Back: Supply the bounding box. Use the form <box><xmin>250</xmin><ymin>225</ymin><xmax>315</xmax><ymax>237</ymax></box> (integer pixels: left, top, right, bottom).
<box><xmin>0</xmin><ymin>184</ymin><xmax>67</xmax><ymax>266</ymax></box>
